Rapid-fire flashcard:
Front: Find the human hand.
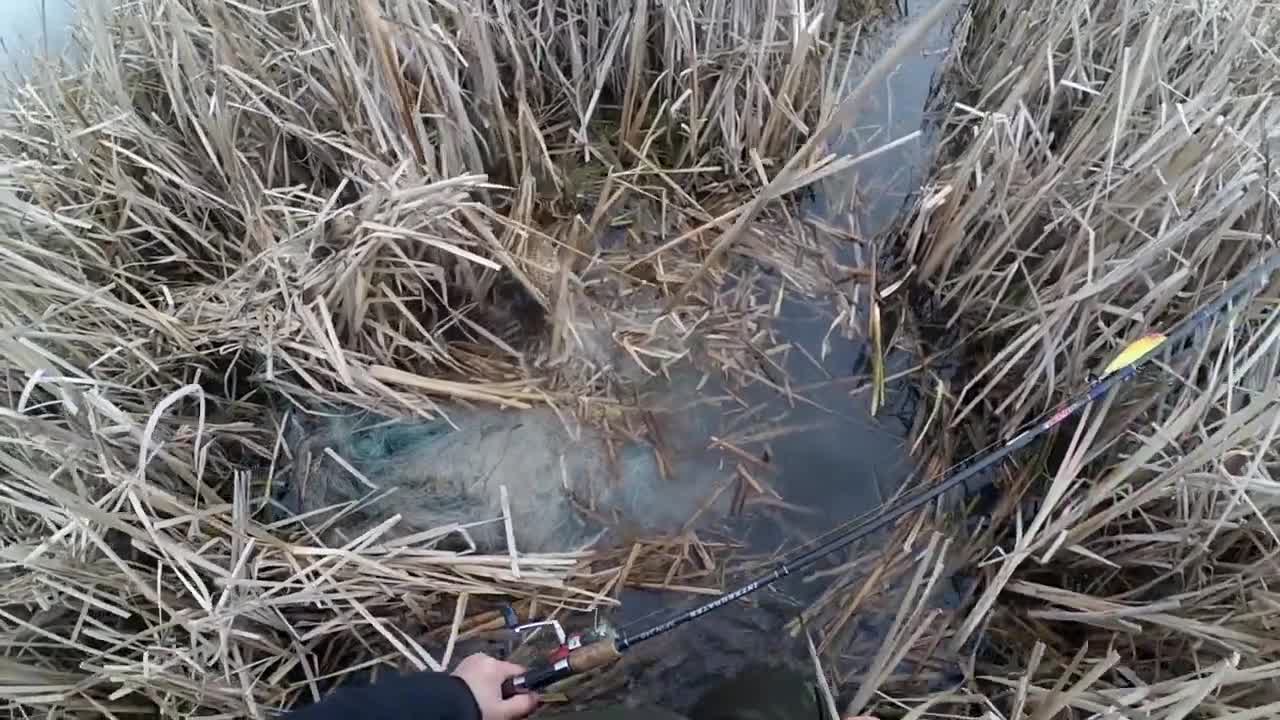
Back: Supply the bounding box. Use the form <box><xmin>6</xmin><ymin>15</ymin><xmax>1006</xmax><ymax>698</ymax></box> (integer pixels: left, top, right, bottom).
<box><xmin>452</xmin><ymin>653</ymin><xmax>540</xmax><ymax>720</ymax></box>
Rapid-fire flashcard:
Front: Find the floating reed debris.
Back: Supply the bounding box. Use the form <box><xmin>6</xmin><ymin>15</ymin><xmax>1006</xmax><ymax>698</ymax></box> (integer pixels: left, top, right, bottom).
<box><xmin>0</xmin><ymin>0</ymin><xmax>906</xmax><ymax>715</ymax></box>
<box><xmin>806</xmin><ymin>0</ymin><xmax>1280</xmax><ymax>717</ymax></box>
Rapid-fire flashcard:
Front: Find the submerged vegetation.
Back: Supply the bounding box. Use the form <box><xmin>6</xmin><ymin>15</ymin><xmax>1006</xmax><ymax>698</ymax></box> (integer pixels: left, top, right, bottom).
<box><xmin>3</xmin><ymin>0</ymin><xmax>1280</xmax><ymax>717</ymax></box>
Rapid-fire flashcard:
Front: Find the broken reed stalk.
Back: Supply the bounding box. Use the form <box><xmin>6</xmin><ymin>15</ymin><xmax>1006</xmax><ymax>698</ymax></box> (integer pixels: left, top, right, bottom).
<box><xmin>0</xmin><ymin>0</ymin><xmax>903</xmax><ymax>715</ymax></box>
<box><xmin>806</xmin><ymin>0</ymin><xmax>1280</xmax><ymax>717</ymax></box>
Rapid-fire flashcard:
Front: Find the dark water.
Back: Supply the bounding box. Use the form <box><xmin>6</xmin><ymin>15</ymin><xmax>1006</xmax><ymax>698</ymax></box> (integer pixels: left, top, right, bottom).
<box><xmin>571</xmin><ymin>3</ymin><xmax>955</xmax><ymax>711</ymax></box>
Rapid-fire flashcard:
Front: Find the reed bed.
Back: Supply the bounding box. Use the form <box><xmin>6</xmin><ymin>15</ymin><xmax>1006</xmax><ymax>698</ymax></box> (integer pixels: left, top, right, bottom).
<box><xmin>0</xmin><ymin>0</ymin><xmax>902</xmax><ymax>715</ymax></box>
<box><xmin>804</xmin><ymin>0</ymin><xmax>1280</xmax><ymax>717</ymax></box>
<box><xmin>18</xmin><ymin>0</ymin><xmax>1280</xmax><ymax>716</ymax></box>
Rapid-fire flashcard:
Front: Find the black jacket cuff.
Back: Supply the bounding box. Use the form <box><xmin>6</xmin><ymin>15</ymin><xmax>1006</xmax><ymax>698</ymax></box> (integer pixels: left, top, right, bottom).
<box><xmin>285</xmin><ymin>671</ymin><xmax>482</xmax><ymax>720</ymax></box>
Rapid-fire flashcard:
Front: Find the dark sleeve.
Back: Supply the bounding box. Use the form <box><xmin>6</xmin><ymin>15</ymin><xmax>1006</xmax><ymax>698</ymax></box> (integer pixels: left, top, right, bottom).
<box><xmin>286</xmin><ymin>672</ymin><xmax>482</xmax><ymax>720</ymax></box>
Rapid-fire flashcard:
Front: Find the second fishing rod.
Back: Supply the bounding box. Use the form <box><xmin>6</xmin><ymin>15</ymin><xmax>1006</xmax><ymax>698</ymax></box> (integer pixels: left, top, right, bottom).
<box><xmin>499</xmin><ymin>249</ymin><xmax>1280</xmax><ymax>698</ymax></box>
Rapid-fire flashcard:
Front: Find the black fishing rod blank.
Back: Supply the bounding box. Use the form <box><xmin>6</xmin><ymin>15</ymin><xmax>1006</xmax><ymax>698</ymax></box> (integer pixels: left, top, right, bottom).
<box><xmin>501</xmin><ymin>249</ymin><xmax>1280</xmax><ymax>698</ymax></box>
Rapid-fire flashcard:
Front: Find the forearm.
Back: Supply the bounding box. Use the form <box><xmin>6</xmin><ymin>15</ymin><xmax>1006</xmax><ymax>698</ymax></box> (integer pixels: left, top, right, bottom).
<box><xmin>287</xmin><ymin>672</ymin><xmax>482</xmax><ymax>720</ymax></box>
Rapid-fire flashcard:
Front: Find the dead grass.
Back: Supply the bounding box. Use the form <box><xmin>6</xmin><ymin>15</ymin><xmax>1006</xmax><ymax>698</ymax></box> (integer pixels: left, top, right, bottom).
<box><xmin>20</xmin><ymin>0</ymin><xmax>1280</xmax><ymax>716</ymax></box>
<box><xmin>0</xmin><ymin>0</ymin><xmax>911</xmax><ymax>715</ymax></box>
<box><xmin>803</xmin><ymin>0</ymin><xmax>1280</xmax><ymax>717</ymax></box>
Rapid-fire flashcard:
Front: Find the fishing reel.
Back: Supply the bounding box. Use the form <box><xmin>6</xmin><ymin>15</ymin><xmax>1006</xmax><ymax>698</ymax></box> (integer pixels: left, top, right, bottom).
<box><xmin>498</xmin><ymin>607</ymin><xmax>622</xmax><ymax>698</ymax></box>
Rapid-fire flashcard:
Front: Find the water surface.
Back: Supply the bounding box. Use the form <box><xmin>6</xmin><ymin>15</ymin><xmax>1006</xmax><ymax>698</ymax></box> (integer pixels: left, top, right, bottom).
<box><xmin>1</xmin><ymin>0</ymin><xmax>77</xmax><ymax>91</ymax></box>
<box><xmin>589</xmin><ymin>2</ymin><xmax>955</xmax><ymax>710</ymax></box>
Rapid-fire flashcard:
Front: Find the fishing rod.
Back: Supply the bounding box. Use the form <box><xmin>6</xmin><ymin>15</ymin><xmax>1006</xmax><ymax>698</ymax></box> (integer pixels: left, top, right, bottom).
<box><xmin>500</xmin><ymin>249</ymin><xmax>1280</xmax><ymax>699</ymax></box>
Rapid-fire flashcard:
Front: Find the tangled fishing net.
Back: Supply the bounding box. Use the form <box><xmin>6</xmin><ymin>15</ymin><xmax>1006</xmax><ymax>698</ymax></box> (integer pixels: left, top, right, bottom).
<box><xmin>278</xmin><ymin>372</ymin><xmax>742</xmax><ymax>553</ymax></box>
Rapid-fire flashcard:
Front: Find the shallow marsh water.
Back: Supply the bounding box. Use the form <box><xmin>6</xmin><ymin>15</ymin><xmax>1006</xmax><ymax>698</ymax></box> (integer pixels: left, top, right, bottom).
<box><xmin>592</xmin><ymin>3</ymin><xmax>954</xmax><ymax>710</ymax></box>
<box><xmin>1</xmin><ymin>0</ymin><xmax>77</xmax><ymax>93</ymax></box>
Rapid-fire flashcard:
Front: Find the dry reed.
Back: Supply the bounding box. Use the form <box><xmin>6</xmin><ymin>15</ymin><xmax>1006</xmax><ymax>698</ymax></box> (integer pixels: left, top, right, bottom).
<box><xmin>0</xmin><ymin>0</ymin><xmax>903</xmax><ymax>715</ymax></box>
<box><xmin>805</xmin><ymin>0</ymin><xmax>1280</xmax><ymax>717</ymax></box>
